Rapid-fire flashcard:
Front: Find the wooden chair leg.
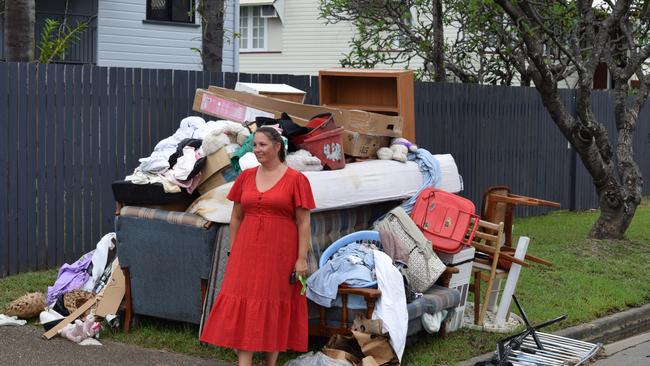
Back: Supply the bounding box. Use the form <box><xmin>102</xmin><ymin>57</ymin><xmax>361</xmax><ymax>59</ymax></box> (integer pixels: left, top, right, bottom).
<box><xmin>439</xmin><ymin>318</ymin><xmax>447</xmax><ymax>338</ymax></box>
<box><xmin>200</xmin><ymin>278</ymin><xmax>208</xmax><ymax>309</ymax></box>
<box><xmin>366</xmin><ymin>298</ymin><xmax>377</xmax><ymax>319</ymax></box>
<box><xmin>341</xmin><ymin>294</ymin><xmax>348</xmax><ymax>328</ymax></box>
<box><xmin>473</xmin><ymin>271</ymin><xmax>481</xmax><ymax>325</ymax></box>
<box><xmin>122</xmin><ymin>267</ymin><xmax>133</xmax><ymax>333</ymax></box>
<box><xmin>480</xmin><ymin>273</ymin><xmax>496</xmax><ymax>326</ymax></box>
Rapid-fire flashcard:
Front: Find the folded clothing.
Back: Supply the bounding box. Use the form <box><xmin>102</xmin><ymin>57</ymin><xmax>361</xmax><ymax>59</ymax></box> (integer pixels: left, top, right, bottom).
<box><xmin>111</xmin><ymin>180</ymin><xmax>199</xmax><ymax>206</ymax></box>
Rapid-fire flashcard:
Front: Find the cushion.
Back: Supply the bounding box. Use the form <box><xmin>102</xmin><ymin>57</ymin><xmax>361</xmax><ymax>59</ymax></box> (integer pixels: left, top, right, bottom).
<box><xmin>119</xmin><ymin>206</ymin><xmax>208</xmax><ymax>228</ymax></box>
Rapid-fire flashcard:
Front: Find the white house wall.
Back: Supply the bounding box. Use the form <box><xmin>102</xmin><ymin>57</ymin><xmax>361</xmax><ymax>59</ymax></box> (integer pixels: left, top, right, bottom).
<box><xmin>239</xmin><ymin>0</ymin><xmax>461</xmax><ymax>76</ymax></box>
<box><xmin>239</xmin><ymin>0</ymin><xmax>357</xmax><ymax>75</ymax></box>
<box><xmin>98</xmin><ymin>0</ymin><xmax>238</xmax><ymax>72</ymax></box>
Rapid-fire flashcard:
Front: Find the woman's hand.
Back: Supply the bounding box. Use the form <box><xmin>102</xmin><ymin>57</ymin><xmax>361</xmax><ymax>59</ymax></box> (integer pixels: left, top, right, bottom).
<box><xmin>294</xmin><ymin>257</ymin><xmax>308</xmax><ymax>278</ymax></box>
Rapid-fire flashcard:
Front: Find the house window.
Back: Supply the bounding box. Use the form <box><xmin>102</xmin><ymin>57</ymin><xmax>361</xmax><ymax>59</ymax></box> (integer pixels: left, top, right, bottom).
<box><xmin>146</xmin><ymin>0</ymin><xmax>196</xmax><ymax>24</ymax></box>
<box><xmin>240</xmin><ymin>6</ymin><xmax>267</xmax><ymax>51</ymax></box>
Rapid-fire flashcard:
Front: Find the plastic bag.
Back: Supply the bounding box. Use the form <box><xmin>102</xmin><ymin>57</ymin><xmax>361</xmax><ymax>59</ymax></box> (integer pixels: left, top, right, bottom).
<box><xmin>284</xmin><ymin>351</ymin><xmax>353</xmax><ymax>366</ymax></box>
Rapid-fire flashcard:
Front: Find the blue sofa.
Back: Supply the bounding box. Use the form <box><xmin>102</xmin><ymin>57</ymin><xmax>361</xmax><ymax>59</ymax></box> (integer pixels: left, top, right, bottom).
<box><xmin>115</xmin><ymin>201</ymin><xmax>461</xmax><ymax>337</ymax></box>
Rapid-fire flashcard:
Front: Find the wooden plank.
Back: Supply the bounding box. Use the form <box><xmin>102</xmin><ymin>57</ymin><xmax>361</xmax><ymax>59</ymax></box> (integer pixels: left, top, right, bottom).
<box><xmin>90</xmin><ymin>66</ymin><xmax>103</xmax><ymax>245</ymax></box>
<box><xmin>257</xmin><ymin>72</ymin><xmax>270</xmax><ymax>84</ymax></box>
<box><xmin>81</xmin><ymin>65</ymin><xmax>92</xmax><ymax>254</ymax></box>
<box><xmin>201</xmin><ymin>70</ymin><xmax>210</xmax><ymax>91</ymax></box>
<box><xmin>238</xmin><ymin>72</ymin><xmax>252</xmax><ymax>83</ymax></box>
<box><xmin>103</xmin><ymin>67</ymin><xmax>117</xmax><ymax>234</ymax></box>
<box><xmin>17</xmin><ymin>63</ymin><xmax>29</xmax><ymax>273</ymax></box>
<box><xmin>72</xmin><ymin>65</ymin><xmax>83</xmax><ymax>257</ymax></box>
<box><xmin>26</xmin><ymin>63</ymin><xmax>39</xmax><ymax>271</ymax></box>
<box><xmin>174</xmin><ymin>69</ymin><xmax>188</xmax><ymax>127</ymax></box>
<box><xmin>55</xmin><ymin>64</ymin><xmax>66</xmax><ymax>266</ymax></box>
<box><xmin>169</xmin><ymin>70</ymin><xmax>187</xmax><ymax>124</ymax></box>
<box><xmin>271</xmin><ymin>73</ymin><xmax>289</xmax><ymax>85</ymax></box>
<box><xmin>159</xmin><ymin>69</ymin><xmax>173</xmax><ymax>136</ymax></box>
<box><xmin>132</xmin><ymin>69</ymin><xmax>143</xmax><ymax>163</ymax></box>
<box><xmin>43</xmin><ymin>297</ymin><xmax>97</xmax><ymax>339</ymax></box>
<box><xmin>64</xmin><ymin>64</ymin><xmax>76</xmax><ymax>262</ymax></box>
<box><xmin>99</xmin><ymin>67</ymin><xmax>110</xmax><ymax>235</ymax></box>
<box><xmin>0</xmin><ymin>63</ymin><xmax>8</xmax><ymax>277</ymax></box>
<box><xmin>45</xmin><ymin>64</ymin><xmax>60</xmax><ymax>265</ymax></box>
<box><xmin>116</xmin><ymin>67</ymin><xmax>126</xmax><ymax>184</ymax></box>
<box><xmin>36</xmin><ymin>64</ymin><xmax>47</xmax><ymax>270</ymax></box>
<box><xmin>224</xmin><ymin>71</ymin><xmax>237</xmax><ymax>89</ymax></box>
<box><xmin>124</xmin><ymin>67</ymin><xmax>134</xmax><ymax>175</ymax></box>
<box><xmin>150</xmin><ymin>69</ymin><xmax>160</xmax><ymax>144</ymax></box>
<box><xmin>7</xmin><ymin>63</ymin><xmax>19</xmax><ymax>275</ymax></box>
<box><xmin>141</xmin><ymin>69</ymin><xmax>152</xmax><ymax>154</ymax></box>
<box><xmin>210</xmin><ymin>71</ymin><xmax>224</xmax><ymax>88</ymax></box>
<box><xmin>188</xmin><ymin>70</ymin><xmax>197</xmax><ymax>115</ymax></box>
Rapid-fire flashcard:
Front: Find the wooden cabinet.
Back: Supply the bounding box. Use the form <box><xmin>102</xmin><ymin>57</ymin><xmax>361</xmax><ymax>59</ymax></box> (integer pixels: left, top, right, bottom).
<box><xmin>318</xmin><ymin>68</ymin><xmax>415</xmax><ymax>141</ymax></box>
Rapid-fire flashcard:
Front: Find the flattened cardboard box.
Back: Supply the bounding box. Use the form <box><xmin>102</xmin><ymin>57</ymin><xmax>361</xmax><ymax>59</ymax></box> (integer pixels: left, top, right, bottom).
<box><xmin>343</xmin><ymin>131</ymin><xmax>391</xmax><ymax>158</ymax></box>
<box><xmin>193</xmin><ymin>89</ymin><xmax>274</xmax><ymax>123</ymax></box>
<box><xmin>197</xmin><ymin>148</ymin><xmax>235</xmax><ymax>194</ymax></box>
<box><xmin>206</xmin><ymin>86</ymin><xmax>402</xmax><ymax>137</ymax></box>
<box><xmin>235</xmin><ymin>82</ymin><xmax>306</xmax><ymax>104</ymax></box>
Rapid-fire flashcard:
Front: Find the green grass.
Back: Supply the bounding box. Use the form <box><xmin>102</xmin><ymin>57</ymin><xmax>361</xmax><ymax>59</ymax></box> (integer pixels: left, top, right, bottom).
<box><xmin>3</xmin><ymin>198</ymin><xmax>650</xmax><ymax>365</ymax></box>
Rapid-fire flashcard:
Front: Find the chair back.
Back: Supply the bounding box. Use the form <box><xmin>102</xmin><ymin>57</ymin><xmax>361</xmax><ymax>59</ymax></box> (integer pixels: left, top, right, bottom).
<box><xmin>318</xmin><ymin>230</ymin><xmax>380</xmax><ymax>267</ymax></box>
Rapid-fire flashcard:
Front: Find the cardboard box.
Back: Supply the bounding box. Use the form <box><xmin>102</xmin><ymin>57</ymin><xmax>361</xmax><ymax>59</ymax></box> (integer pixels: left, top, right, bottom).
<box><xmin>235</xmin><ymin>82</ymin><xmax>306</xmax><ymax>104</ymax></box>
<box><xmin>193</xmin><ymin>89</ymin><xmax>274</xmax><ymax>123</ymax></box>
<box><xmin>197</xmin><ymin>167</ymin><xmax>238</xmax><ymax>195</ymax></box>
<box><xmin>95</xmin><ymin>259</ymin><xmax>126</xmax><ymax>317</ymax></box>
<box><xmin>197</xmin><ymin>148</ymin><xmax>234</xmax><ymax>194</ymax></box>
<box><xmin>342</xmin><ymin>131</ymin><xmax>390</xmax><ymax>158</ymax></box>
<box><xmin>206</xmin><ymin>86</ymin><xmax>402</xmax><ymax>137</ymax></box>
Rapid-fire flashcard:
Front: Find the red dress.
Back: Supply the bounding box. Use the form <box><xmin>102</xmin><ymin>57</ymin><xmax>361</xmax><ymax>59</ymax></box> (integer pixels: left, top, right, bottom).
<box><xmin>200</xmin><ymin>166</ymin><xmax>315</xmax><ymax>352</ymax></box>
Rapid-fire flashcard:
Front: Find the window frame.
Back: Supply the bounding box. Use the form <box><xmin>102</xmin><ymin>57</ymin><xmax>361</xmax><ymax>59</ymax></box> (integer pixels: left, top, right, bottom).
<box><xmin>239</xmin><ymin>6</ymin><xmax>268</xmax><ymax>52</ymax></box>
<box><xmin>146</xmin><ymin>0</ymin><xmax>196</xmax><ymax>25</ymax></box>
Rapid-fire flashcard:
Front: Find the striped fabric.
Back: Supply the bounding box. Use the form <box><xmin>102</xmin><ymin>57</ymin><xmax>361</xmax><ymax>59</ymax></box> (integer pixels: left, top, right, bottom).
<box><xmin>119</xmin><ymin>206</ymin><xmax>208</xmax><ymax>228</ymax></box>
<box><xmin>307</xmin><ymin>201</ymin><xmax>400</xmax><ymax>274</ymax></box>
<box><xmin>312</xmin><ymin>284</ymin><xmax>461</xmax><ymax>337</ymax></box>
<box><xmin>407</xmin><ymin>285</ymin><xmax>460</xmax><ymax>320</ymax></box>
<box><xmin>199</xmin><ymin>224</ymin><xmax>230</xmax><ymax>339</ymax></box>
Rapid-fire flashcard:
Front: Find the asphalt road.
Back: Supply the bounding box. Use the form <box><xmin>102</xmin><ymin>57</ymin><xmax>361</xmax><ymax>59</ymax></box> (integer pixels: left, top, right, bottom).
<box><xmin>0</xmin><ymin>324</ymin><xmax>232</xmax><ymax>366</ymax></box>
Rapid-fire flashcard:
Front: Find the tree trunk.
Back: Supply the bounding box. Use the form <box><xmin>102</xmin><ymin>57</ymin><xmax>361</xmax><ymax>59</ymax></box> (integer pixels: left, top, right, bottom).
<box><xmin>201</xmin><ymin>0</ymin><xmax>224</xmax><ymax>73</ymax></box>
<box><xmin>589</xmin><ymin>181</ymin><xmax>638</xmax><ymax>239</ymax></box>
<box><xmin>4</xmin><ymin>0</ymin><xmax>35</xmax><ymax>62</ymax></box>
<box><xmin>589</xmin><ymin>84</ymin><xmax>644</xmax><ymax>239</ymax></box>
<box><xmin>432</xmin><ymin>0</ymin><xmax>446</xmax><ymax>82</ymax></box>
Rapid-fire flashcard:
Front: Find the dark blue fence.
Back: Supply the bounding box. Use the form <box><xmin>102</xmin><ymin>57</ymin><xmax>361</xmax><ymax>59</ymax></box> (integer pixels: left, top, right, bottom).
<box><xmin>0</xmin><ymin>62</ymin><xmax>648</xmax><ymax>278</ymax></box>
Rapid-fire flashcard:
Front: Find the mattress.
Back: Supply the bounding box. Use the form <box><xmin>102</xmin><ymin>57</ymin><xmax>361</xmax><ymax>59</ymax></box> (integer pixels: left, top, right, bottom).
<box><xmin>304</xmin><ymin>154</ymin><xmax>462</xmax><ymax>212</ymax></box>
<box><xmin>187</xmin><ymin>154</ymin><xmax>462</xmax><ymax>223</ymax></box>
<box><xmin>112</xmin><ymin>180</ymin><xmax>199</xmax><ymax>206</ymax></box>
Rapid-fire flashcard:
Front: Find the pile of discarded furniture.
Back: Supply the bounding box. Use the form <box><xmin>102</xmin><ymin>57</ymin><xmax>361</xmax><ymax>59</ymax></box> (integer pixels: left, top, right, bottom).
<box><xmin>14</xmin><ymin>68</ymin><xmax>571</xmax><ymax>361</ymax></box>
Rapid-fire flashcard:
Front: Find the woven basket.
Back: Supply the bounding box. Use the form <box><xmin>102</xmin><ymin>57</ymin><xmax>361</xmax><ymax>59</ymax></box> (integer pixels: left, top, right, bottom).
<box><xmin>4</xmin><ymin>292</ymin><xmax>45</xmax><ymax>319</ymax></box>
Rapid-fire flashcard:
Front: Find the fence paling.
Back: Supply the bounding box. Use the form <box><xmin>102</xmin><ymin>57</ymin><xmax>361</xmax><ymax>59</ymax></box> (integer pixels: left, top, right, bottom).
<box><xmin>1</xmin><ymin>62</ymin><xmax>648</xmax><ymax>278</ymax></box>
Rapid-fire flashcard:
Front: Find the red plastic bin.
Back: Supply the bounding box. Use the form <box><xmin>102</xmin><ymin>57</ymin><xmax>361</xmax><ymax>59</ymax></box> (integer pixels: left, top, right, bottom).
<box><xmin>296</xmin><ymin>127</ymin><xmax>346</xmax><ymax>170</ymax></box>
<box><xmin>291</xmin><ymin>113</ymin><xmax>337</xmax><ymax>147</ymax></box>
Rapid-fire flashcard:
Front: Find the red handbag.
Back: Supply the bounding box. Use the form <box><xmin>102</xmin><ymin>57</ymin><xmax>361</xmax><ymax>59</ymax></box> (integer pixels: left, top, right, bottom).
<box><xmin>410</xmin><ymin>188</ymin><xmax>479</xmax><ymax>254</ymax></box>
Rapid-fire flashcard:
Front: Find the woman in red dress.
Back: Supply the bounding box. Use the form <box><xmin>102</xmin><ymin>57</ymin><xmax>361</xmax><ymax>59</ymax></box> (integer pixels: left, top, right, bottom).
<box><xmin>200</xmin><ymin>126</ymin><xmax>315</xmax><ymax>366</ymax></box>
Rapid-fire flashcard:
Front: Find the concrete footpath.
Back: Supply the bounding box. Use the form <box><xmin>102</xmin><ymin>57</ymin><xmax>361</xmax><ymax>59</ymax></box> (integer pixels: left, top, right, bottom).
<box><xmin>459</xmin><ymin>302</ymin><xmax>650</xmax><ymax>365</ymax></box>
<box><xmin>593</xmin><ymin>331</ymin><xmax>650</xmax><ymax>365</ymax></box>
<box><xmin>0</xmin><ymin>324</ymin><xmax>232</xmax><ymax>366</ymax></box>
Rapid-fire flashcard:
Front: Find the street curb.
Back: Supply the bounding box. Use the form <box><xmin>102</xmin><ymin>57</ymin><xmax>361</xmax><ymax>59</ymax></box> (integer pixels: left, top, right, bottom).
<box><xmin>456</xmin><ymin>303</ymin><xmax>650</xmax><ymax>366</ymax></box>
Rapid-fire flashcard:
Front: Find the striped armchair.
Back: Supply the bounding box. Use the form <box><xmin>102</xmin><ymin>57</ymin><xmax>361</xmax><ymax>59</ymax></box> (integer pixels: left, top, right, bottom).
<box><xmin>115</xmin><ymin>205</ymin><xmax>219</xmax><ymax>332</ymax></box>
